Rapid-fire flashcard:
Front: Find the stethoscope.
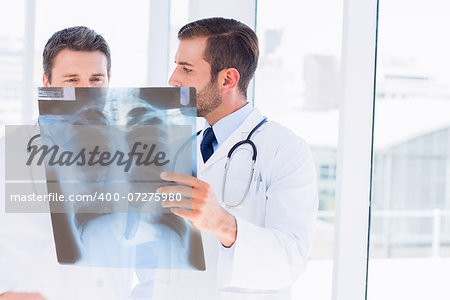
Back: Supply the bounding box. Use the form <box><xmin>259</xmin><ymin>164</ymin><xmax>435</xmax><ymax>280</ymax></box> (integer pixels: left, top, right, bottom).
<box><xmin>221</xmin><ymin>117</ymin><xmax>267</xmax><ymax>207</ymax></box>
<box><xmin>170</xmin><ymin>117</ymin><xmax>268</xmax><ymax>207</ymax></box>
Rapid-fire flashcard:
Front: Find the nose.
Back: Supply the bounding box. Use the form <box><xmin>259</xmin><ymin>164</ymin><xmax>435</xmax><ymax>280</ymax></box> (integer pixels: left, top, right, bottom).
<box><xmin>79</xmin><ymin>78</ymin><xmax>91</xmax><ymax>88</ymax></box>
<box><xmin>168</xmin><ymin>69</ymin><xmax>181</xmax><ymax>87</ymax></box>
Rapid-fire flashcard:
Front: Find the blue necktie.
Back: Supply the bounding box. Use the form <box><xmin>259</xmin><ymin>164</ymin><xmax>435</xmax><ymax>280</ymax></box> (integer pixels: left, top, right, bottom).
<box><xmin>200</xmin><ymin>127</ymin><xmax>216</xmax><ymax>163</ymax></box>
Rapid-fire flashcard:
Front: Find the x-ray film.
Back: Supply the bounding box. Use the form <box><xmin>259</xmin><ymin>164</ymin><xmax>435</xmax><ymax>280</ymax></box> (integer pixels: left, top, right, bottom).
<box><xmin>35</xmin><ymin>87</ymin><xmax>204</xmax><ymax>270</ymax></box>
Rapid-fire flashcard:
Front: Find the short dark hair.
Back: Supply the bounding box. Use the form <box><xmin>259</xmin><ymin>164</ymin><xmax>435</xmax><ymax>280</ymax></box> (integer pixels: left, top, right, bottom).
<box><xmin>178</xmin><ymin>17</ymin><xmax>259</xmax><ymax>98</ymax></box>
<box><xmin>43</xmin><ymin>26</ymin><xmax>111</xmax><ymax>83</ymax></box>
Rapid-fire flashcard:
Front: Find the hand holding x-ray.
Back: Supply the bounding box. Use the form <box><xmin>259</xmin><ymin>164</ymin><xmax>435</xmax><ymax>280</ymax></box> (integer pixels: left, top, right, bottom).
<box><xmin>158</xmin><ymin>171</ymin><xmax>237</xmax><ymax>247</ymax></box>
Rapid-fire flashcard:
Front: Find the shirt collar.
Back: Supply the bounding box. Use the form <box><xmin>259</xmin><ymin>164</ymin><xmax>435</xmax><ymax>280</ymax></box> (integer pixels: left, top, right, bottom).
<box><xmin>203</xmin><ymin>102</ymin><xmax>253</xmax><ymax>146</ymax></box>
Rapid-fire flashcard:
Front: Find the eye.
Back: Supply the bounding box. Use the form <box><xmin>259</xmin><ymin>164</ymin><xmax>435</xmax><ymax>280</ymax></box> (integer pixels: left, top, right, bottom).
<box><xmin>65</xmin><ymin>78</ymin><xmax>78</xmax><ymax>83</ymax></box>
<box><xmin>91</xmin><ymin>77</ymin><xmax>103</xmax><ymax>82</ymax></box>
<box><xmin>182</xmin><ymin>67</ymin><xmax>192</xmax><ymax>73</ymax></box>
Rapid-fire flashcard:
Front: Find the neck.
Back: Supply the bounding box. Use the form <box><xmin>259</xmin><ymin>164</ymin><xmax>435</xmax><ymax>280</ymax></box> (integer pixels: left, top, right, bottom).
<box><xmin>205</xmin><ymin>99</ymin><xmax>247</xmax><ymax>126</ymax></box>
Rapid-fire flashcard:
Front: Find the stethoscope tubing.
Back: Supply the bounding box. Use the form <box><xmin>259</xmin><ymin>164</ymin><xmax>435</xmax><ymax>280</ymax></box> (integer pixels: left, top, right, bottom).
<box><xmin>221</xmin><ymin>117</ymin><xmax>267</xmax><ymax>208</ymax></box>
<box><xmin>171</xmin><ymin>116</ymin><xmax>268</xmax><ymax>208</ymax></box>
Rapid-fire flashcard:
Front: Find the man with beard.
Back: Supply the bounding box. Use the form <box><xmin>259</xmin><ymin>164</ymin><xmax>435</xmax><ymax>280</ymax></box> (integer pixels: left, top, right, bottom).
<box><xmin>155</xmin><ymin>17</ymin><xmax>318</xmax><ymax>300</ymax></box>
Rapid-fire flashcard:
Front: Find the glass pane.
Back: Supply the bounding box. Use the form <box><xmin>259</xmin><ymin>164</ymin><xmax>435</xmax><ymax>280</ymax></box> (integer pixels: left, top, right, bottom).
<box><xmin>256</xmin><ymin>0</ymin><xmax>343</xmax><ymax>299</ymax></box>
<box><xmin>169</xmin><ymin>0</ymin><xmax>189</xmax><ymax>80</ymax></box>
<box><xmin>34</xmin><ymin>0</ymin><xmax>149</xmax><ymax>88</ymax></box>
<box><xmin>0</xmin><ymin>0</ymin><xmax>25</xmax><ymax>126</ymax></box>
<box><xmin>367</xmin><ymin>0</ymin><xmax>450</xmax><ymax>299</ymax></box>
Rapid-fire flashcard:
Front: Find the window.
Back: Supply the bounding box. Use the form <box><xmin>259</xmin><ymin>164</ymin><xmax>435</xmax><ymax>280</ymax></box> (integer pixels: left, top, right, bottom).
<box><xmin>255</xmin><ymin>0</ymin><xmax>343</xmax><ymax>298</ymax></box>
<box><xmin>367</xmin><ymin>0</ymin><xmax>450</xmax><ymax>298</ymax></box>
<box><xmin>0</xmin><ymin>0</ymin><xmax>25</xmax><ymax>125</ymax></box>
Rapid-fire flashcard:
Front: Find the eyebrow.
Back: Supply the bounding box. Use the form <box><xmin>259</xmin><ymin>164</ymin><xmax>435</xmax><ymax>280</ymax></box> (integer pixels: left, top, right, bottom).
<box><xmin>62</xmin><ymin>74</ymin><xmax>105</xmax><ymax>78</ymax></box>
<box><xmin>175</xmin><ymin>60</ymin><xmax>194</xmax><ymax>67</ymax></box>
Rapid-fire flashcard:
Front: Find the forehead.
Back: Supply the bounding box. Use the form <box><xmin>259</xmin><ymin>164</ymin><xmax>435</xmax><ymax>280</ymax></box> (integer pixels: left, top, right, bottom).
<box><xmin>52</xmin><ymin>49</ymin><xmax>108</xmax><ymax>74</ymax></box>
<box><xmin>176</xmin><ymin>37</ymin><xmax>209</xmax><ymax>65</ymax></box>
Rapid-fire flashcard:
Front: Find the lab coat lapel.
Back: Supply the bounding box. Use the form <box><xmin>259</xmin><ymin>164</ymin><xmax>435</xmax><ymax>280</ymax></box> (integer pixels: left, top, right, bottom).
<box><xmin>197</xmin><ymin>109</ymin><xmax>264</xmax><ymax>173</ymax></box>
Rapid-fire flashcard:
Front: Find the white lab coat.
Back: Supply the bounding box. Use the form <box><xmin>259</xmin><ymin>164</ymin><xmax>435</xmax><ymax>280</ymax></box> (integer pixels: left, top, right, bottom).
<box><xmin>152</xmin><ymin>108</ymin><xmax>318</xmax><ymax>300</ymax></box>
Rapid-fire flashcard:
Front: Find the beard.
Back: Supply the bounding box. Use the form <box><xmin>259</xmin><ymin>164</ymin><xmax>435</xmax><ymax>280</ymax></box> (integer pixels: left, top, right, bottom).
<box><xmin>196</xmin><ymin>79</ymin><xmax>222</xmax><ymax>118</ymax></box>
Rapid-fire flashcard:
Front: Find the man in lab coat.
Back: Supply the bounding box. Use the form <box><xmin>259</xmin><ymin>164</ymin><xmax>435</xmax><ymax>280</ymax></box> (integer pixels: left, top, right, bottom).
<box><xmin>0</xmin><ymin>26</ymin><xmax>137</xmax><ymax>300</ymax></box>
<box><xmin>154</xmin><ymin>17</ymin><xmax>318</xmax><ymax>299</ymax></box>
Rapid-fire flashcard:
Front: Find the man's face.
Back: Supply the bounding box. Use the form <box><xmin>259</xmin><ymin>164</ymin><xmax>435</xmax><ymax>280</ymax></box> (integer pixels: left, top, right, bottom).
<box><xmin>169</xmin><ymin>37</ymin><xmax>222</xmax><ymax>117</ymax></box>
<box><xmin>43</xmin><ymin>49</ymin><xmax>109</xmax><ymax>87</ymax></box>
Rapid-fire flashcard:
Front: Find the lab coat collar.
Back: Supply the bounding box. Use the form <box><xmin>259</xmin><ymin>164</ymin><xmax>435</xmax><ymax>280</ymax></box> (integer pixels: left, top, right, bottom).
<box><xmin>203</xmin><ymin>102</ymin><xmax>253</xmax><ymax>148</ymax></box>
<box><xmin>197</xmin><ymin>108</ymin><xmax>265</xmax><ymax>172</ymax></box>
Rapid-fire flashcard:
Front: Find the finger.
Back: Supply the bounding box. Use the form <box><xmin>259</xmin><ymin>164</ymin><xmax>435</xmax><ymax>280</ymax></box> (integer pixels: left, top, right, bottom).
<box><xmin>160</xmin><ymin>172</ymin><xmax>200</xmax><ymax>186</ymax></box>
<box><xmin>157</xmin><ymin>185</ymin><xmax>193</xmax><ymax>198</ymax></box>
<box><xmin>161</xmin><ymin>198</ymin><xmax>192</xmax><ymax>209</ymax></box>
<box><xmin>30</xmin><ymin>294</ymin><xmax>46</xmax><ymax>300</ymax></box>
<box><xmin>1</xmin><ymin>292</ymin><xmax>46</xmax><ymax>300</ymax></box>
<box><xmin>170</xmin><ymin>207</ymin><xmax>194</xmax><ymax>219</ymax></box>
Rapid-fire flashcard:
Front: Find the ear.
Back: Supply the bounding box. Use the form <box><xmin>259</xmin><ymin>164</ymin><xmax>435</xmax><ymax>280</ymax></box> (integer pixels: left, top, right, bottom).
<box><xmin>218</xmin><ymin>68</ymin><xmax>240</xmax><ymax>93</ymax></box>
<box><xmin>43</xmin><ymin>73</ymin><xmax>50</xmax><ymax>87</ymax></box>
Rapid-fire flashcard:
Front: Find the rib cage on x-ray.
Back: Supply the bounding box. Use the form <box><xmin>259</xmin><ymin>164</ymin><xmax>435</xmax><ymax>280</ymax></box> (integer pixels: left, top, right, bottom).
<box><xmin>37</xmin><ymin>87</ymin><xmax>204</xmax><ymax>270</ymax></box>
